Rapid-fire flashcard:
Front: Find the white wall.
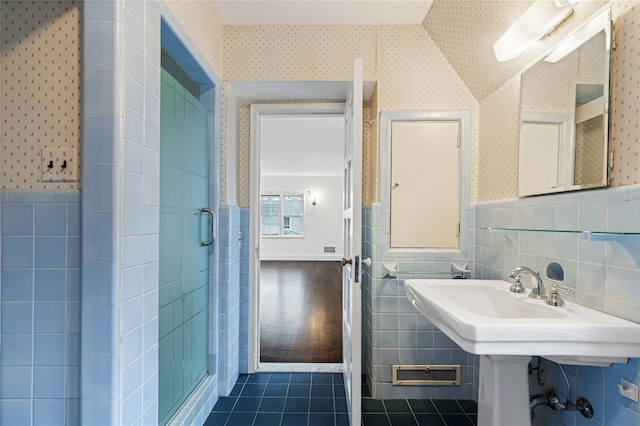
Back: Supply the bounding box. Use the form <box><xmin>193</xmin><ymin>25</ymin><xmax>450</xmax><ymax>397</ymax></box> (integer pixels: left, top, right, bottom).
<box><xmin>259</xmin><ymin>114</ymin><xmax>344</xmax><ymax>260</ymax></box>
<box><xmin>261</xmin><ymin>175</ymin><xmax>343</xmax><ymax>260</ymax></box>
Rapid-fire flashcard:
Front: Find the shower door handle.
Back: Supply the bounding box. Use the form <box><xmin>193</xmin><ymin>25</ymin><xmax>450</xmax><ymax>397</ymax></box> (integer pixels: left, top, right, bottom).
<box><xmin>199</xmin><ymin>208</ymin><xmax>215</xmax><ymax>246</ymax></box>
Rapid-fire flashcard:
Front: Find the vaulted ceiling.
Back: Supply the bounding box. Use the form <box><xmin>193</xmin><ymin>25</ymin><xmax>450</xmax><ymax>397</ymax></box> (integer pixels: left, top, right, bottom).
<box><xmin>422</xmin><ymin>1</ymin><xmax>609</xmax><ymax>101</ymax></box>
<box><xmin>422</xmin><ymin>1</ymin><xmax>534</xmax><ymax>100</ymax></box>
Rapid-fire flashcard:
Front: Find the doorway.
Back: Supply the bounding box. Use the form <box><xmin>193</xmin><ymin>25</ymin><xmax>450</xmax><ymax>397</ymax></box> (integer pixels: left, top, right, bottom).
<box><xmin>250</xmin><ymin>105</ymin><xmax>346</xmax><ymax>370</ymax></box>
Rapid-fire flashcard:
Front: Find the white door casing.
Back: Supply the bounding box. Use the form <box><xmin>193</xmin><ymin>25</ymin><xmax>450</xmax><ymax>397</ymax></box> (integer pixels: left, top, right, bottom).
<box><xmin>249</xmin><ymin>102</ymin><xmax>346</xmax><ymax>373</ymax></box>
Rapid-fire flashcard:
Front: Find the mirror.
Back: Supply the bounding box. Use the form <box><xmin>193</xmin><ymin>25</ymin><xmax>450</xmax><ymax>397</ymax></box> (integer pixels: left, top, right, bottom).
<box><xmin>519</xmin><ymin>9</ymin><xmax>611</xmax><ymax>197</ymax></box>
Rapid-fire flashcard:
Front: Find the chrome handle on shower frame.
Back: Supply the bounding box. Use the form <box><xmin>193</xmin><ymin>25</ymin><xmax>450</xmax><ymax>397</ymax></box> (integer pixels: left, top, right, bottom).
<box><xmin>199</xmin><ymin>208</ymin><xmax>215</xmax><ymax>246</ymax></box>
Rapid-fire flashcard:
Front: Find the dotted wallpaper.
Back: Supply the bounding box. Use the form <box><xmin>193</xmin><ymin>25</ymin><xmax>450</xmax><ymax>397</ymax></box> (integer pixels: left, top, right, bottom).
<box><xmin>1</xmin><ymin>1</ymin><xmax>82</xmax><ymax>189</ymax></box>
<box><xmin>578</xmin><ymin>30</ymin><xmax>606</xmax><ymax>84</ymax></box>
<box><xmin>608</xmin><ymin>1</ymin><xmax>639</xmax><ymax>187</ymax></box>
<box><xmin>520</xmin><ymin>52</ymin><xmax>577</xmax><ymax>115</ymax></box>
<box><xmin>575</xmin><ymin>116</ymin><xmax>606</xmax><ymax>185</ymax></box>
<box><xmin>478</xmin><ymin>75</ymin><xmax>521</xmax><ymax>201</ymax></box>
<box><xmin>165</xmin><ymin>0</ymin><xmax>224</xmax><ymax>79</ymax></box>
<box><xmin>423</xmin><ymin>0</ymin><xmax>610</xmax><ymax>101</ymax></box>
<box><xmin>222</xmin><ymin>83</ymin><xmax>239</xmax><ymax>206</ymax></box>
<box><xmin>362</xmin><ymin>102</ymin><xmax>374</xmax><ymax>207</ymax></box>
<box><xmin>425</xmin><ymin>0</ymin><xmax>530</xmax><ymax>101</ymax></box>
<box><xmin>223</xmin><ymin>24</ymin><xmax>479</xmax><ymax>207</ymax></box>
<box><xmin>362</xmin><ymin>104</ymin><xmax>369</xmax><ymax>205</ymax></box>
<box><xmin>365</xmin><ymin>85</ymin><xmax>378</xmax><ymax>206</ymax></box>
<box><xmin>477</xmin><ymin>1</ymin><xmax>639</xmax><ymax>200</ymax></box>
<box><xmin>223</xmin><ymin>25</ymin><xmax>377</xmax><ymax>82</ymax></box>
<box><xmin>235</xmin><ymin>100</ymin><xmax>250</xmax><ymax>208</ymax></box>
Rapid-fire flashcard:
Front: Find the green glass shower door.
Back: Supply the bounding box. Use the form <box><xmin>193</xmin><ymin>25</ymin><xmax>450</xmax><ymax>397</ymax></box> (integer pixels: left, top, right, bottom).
<box><xmin>158</xmin><ymin>68</ymin><xmax>210</xmax><ymax>425</ymax></box>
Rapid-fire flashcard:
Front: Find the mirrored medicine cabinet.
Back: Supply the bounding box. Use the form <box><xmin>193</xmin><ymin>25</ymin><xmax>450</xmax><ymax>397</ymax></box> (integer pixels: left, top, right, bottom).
<box><xmin>519</xmin><ymin>9</ymin><xmax>612</xmax><ymax>197</ymax></box>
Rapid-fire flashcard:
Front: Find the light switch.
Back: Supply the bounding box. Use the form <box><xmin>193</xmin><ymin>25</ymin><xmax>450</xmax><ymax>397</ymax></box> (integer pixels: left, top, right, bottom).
<box><xmin>42</xmin><ymin>147</ymin><xmax>77</xmax><ymax>182</ymax></box>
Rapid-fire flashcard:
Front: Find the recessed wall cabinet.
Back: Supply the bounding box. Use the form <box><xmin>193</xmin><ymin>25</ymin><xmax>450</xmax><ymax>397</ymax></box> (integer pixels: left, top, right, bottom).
<box><xmin>390</xmin><ymin>121</ymin><xmax>460</xmax><ymax>248</ymax></box>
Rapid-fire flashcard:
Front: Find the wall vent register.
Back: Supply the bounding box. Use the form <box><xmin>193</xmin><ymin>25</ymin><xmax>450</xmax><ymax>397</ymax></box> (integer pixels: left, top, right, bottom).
<box><xmin>392</xmin><ymin>364</ymin><xmax>461</xmax><ymax>386</ymax></box>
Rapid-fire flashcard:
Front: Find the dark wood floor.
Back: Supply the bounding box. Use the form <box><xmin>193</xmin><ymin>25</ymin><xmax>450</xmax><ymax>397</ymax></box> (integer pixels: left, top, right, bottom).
<box><xmin>260</xmin><ymin>260</ymin><xmax>343</xmax><ymax>363</ymax></box>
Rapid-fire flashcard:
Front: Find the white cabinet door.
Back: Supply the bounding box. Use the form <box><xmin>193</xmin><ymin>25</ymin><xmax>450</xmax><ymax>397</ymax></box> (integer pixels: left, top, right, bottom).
<box><xmin>390</xmin><ymin>121</ymin><xmax>459</xmax><ymax>249</ymax></box>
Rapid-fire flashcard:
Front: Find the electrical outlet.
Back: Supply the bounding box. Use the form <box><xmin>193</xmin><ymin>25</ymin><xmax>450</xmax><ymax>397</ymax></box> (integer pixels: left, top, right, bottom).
<box><xmin>42</xmin><ymin>147</ymin><xmax>77</xmax><ymax>182</ymax></box>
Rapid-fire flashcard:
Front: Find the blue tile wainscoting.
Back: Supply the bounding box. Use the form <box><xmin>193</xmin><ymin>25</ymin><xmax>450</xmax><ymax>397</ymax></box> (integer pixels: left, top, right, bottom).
<box><xmin>473</xmin><ymin>185</ymin><xmax>640</xmax><ymax>425</ymax></box>
<box><xmin>362</xmin><ymin>203</ymin><xmax>477</xmax><ymax>401</ymax></box>
<box><xmin>0</xmin><ymin>190</ymin><xmax>81</xmax><ymax>425</ymax></box>
<box><xmin>240</xmin><ymin>208</ymin><xmax>250</xmax><ymax>375</ymax></box>
<box><xmin>1</xmin><ymin>188</ymin><xmax>638</xmax><ymax>425</ymax></box>
<box><xmin>219</xmin><ymin>205</ymin><xmax>243</xmax><ymax>395</ymax></box>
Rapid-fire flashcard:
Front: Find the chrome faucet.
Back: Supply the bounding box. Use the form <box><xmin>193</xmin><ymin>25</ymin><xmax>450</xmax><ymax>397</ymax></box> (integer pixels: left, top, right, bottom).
<box><xmin>509</xmin><ymin>267</ymin><xmax>546</xmax><ymax>299</ymax></box>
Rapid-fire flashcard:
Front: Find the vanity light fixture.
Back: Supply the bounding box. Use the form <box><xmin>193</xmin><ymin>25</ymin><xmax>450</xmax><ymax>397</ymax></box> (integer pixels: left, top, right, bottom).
<box><xmin>493</xmin><ymin>0</ymin><xmax>575</xmax><ymax>62</ymax></box>
<box><xmin>544</xmin><ymin>8</ymin><xmax>609</xmax><ymax>63</ymax></box>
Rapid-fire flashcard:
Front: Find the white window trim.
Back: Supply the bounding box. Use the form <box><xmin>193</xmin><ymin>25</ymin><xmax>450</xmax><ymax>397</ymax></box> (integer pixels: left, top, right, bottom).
<box><xmin>259</xmin><ymin>192</ymin><xmax>305</xmax><ymax>237</ymax></box>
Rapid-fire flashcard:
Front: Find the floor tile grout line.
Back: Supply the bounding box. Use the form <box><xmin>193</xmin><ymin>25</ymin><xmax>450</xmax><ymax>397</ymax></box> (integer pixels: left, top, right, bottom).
<box><xmin>215</xmin><ymin>374</ymin><xmax>475</xmax><ymax>426</ymax></box>
<box><xmin>368</xmin><ymin>397</ymin><xmax>477</xmax><ymax>426</ymax></box>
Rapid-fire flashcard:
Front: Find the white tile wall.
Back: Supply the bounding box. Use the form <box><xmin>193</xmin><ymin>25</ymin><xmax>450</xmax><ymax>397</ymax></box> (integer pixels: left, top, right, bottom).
<box><xmin>81</xmin><ymin>1</ymin><xmax>225</xmax><ymax>425</ymax></box>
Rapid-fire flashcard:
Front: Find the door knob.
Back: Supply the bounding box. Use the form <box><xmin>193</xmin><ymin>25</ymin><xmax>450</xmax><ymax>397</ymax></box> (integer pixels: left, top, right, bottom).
<box><xmin>341</xmin><ymin>258</ymin><xmax>352</xmax><ymax>266</ymax></box>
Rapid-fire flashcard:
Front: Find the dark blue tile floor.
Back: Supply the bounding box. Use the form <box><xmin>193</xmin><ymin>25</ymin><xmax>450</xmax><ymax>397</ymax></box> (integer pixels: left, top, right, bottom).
<box><xmin>205</xmin><ymin>373</ymin><xmax>477</xmax><ymax>426</ymax></box>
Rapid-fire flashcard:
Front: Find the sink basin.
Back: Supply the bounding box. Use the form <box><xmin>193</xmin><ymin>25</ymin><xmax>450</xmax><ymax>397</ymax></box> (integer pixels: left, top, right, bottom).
<box><xmin>405</xmin><ymin>279</ymin><xmax>640</xmax><ymax>426</ymax></box>
<box><xmin>404</xmin><ymin>279</ymin><xmax>640</xmax><ymax>365</ymax></box>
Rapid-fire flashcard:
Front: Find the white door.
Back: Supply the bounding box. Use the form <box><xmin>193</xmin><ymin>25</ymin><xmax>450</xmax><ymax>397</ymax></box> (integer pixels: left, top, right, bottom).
<box><xmin>342</xmin><ymin>58</ymin><xmax>363</xmax><ymax>426</ymax></box>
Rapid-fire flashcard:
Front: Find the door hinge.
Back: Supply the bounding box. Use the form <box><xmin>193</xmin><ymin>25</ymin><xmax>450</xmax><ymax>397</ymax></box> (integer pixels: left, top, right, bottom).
<box><xmin>608</xmin><ymin>150</ymin><xmax>615</xmax><ymax>182</ymax></box>
<box><xmin>611</xmin><ymin>24</ymin><xmax>617</xmax><ymax>50</ymax></box>
<box><xmin>456</xmin><ymin>221</ymin><xmax>460</xmax><ymax>237</ymax></box>
<box><xmin>457</xmin><ymin>131</ymin><xmax>461</xmax><ymax>148</ymax></box>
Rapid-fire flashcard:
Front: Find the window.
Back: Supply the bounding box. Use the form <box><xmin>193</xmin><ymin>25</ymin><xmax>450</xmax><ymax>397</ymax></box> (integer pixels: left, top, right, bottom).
<box><xmin>260</xmin><ymin>194</ymin><xmax>303</xmax><ymax>236</ymax></box>
<box><xmin>260</xmin><ymin>195</ymin><xmax>281</xmax><ymax>236</ymax></box>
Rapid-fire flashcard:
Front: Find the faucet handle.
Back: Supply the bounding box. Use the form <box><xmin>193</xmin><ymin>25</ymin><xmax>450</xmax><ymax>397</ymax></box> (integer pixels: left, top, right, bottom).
<box><xmin>545</xmin><ymin>282</ymin><xmax>573</xmax><ymax>307</ymax></box>
<box><xmin>509</xmin><ymin>276</ymin><xmax>526</xmax><ymax>293</ymax></box>
<box><xmin>554</xmin><ymin>283</ymin><xmax>574</xmax><ymax>295</ymax></box>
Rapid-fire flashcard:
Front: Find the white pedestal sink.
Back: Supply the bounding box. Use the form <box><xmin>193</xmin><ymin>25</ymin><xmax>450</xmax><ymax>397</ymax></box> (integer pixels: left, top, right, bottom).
<box><xmin>405</xmin><ymin>279</ymin><xmax>640</xmax><ymax>426</ymax></box>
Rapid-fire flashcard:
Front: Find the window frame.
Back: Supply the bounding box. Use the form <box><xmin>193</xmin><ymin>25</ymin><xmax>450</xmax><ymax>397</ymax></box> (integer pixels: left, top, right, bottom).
<box><xmin>259</xmin><ymin>192</ymin><xmax>305</xmax><ymax>238</ymax></box>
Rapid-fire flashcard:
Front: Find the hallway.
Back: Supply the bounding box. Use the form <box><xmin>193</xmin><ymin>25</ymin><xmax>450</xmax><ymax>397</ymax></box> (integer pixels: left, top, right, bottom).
<box><xmin>260</xmin><ymin>261</ymin><xmax>342</xmax><ymax>363</ymax></box>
